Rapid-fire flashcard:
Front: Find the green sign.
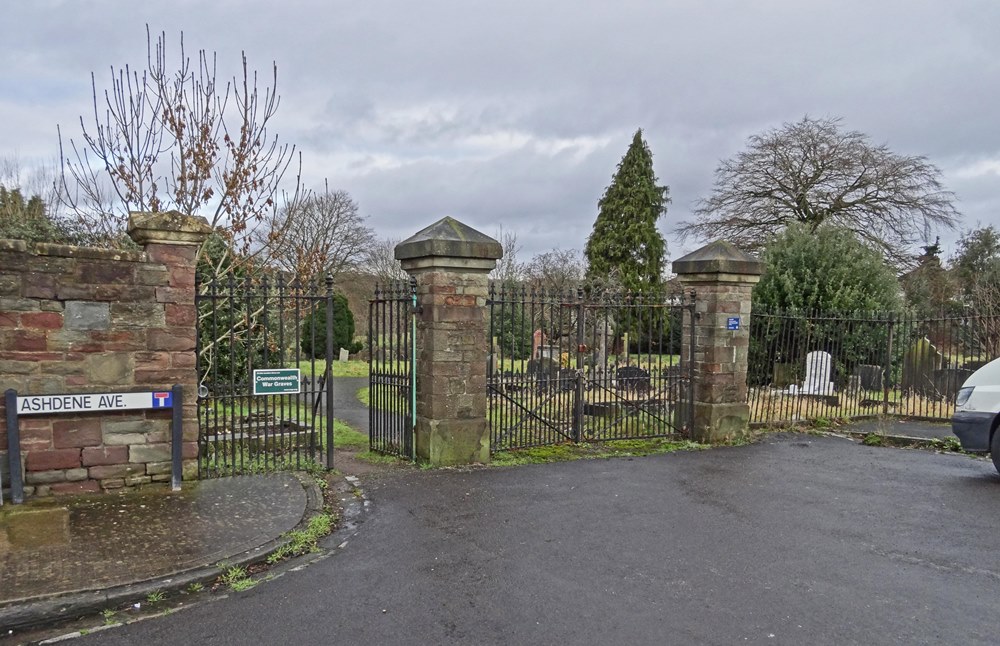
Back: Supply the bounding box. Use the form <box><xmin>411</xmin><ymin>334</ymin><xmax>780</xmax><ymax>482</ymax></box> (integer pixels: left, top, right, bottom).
<box><xmin>253</xmin><ymin>369</ymin><xmax>301</xmax><ymax>395</ymax></box>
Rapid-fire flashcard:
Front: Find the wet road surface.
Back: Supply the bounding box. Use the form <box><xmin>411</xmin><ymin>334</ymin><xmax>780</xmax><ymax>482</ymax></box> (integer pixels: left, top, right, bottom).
<box><xmin>76</xmin><ymin>434</ymin><xmax>1000</xmax><ymax>645</ymax></box>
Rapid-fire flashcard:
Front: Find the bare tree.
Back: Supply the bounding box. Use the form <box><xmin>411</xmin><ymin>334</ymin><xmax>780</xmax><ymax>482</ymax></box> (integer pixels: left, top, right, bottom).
<box><xmin>363</xmin><ymin>237</ymin><xmax>407</xmax><ymax>284</ymax></box>
<box><xmin>489</xmin><ymin>226</ymin><xmax>523</xmax><ymax>284</ymax></box>
<box><xmin>261</xmin><ymin>186</ymin><xmax>375</xmax><ymax>281</ymax></box>
<box><xmin>677</xmin><ymin>116</ymin><xmax>960</xmax><ymax>267</ymax></box>
<box><xmin>526</xmin><ymin>248</ymin><xmax>584</xmax><ymax>293</ymax></box>
<box><xmin>58</xmin><ymin>26</ymin><xmax>299</xmax><ymax>256</ymax></box>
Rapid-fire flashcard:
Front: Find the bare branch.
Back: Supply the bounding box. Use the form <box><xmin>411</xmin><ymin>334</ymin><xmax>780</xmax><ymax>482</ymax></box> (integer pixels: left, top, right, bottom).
<box><xmin>676</xmin><ymin>116</ymin><xmax>961</xmax><ymax>267</ymax></box>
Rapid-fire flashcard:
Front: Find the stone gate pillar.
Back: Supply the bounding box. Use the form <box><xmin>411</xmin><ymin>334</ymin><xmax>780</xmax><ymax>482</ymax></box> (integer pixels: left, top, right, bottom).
<box><xmin>127</xmin><ymin>211</ymin><xmax>212</xmax><ymax>481</ymax></box>
<box><xmin>673</xmin><ymin>241</ymin><xmax>763</xmax><ymax>443</ymax></box>
<box><xmin>395</xmin><ymin>217</ymin><xmax>501</xmax><ymax>465</ymax></box>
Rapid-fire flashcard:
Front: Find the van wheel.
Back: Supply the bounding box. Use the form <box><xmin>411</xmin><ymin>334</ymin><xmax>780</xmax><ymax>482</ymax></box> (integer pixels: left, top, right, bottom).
<box><xmin>992</xmin><ymin>422</ymin><xmax>1000</xmax><ymax>474</ymax></box>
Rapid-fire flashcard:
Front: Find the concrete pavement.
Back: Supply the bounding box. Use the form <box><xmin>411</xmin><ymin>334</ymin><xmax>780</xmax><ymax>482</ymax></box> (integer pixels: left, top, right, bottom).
<box><xmin>0</xmin><ymin>472</ymin><xmax>320</xmax><ymax>633</ymax></box>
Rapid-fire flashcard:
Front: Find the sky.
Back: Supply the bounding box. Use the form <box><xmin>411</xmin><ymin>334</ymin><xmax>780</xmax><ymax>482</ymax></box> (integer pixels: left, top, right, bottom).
<box><xmin>2</xmin><ymin>0</ymin><xmax>999</xmax><ymax>266</ymax></box>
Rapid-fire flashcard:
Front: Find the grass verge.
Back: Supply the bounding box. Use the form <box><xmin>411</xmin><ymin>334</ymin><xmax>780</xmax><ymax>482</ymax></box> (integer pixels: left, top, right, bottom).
<box><xmin>491</xmin><ymin>438</ymin><xmax>707</xmax><ymax>466</ymax></box>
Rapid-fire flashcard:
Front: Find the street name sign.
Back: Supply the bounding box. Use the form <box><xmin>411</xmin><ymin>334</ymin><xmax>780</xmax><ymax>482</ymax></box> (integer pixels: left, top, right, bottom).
<box><xmin>16</xmin><ymin>391</ymin><xmax>174</xmax><ymax>416</ymax></box>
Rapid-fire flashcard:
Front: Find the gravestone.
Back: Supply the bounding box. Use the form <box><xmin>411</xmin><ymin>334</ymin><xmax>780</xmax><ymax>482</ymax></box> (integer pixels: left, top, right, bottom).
<box><xmin>790</xmin><ymin>351</ymin><xmax>834</xmax><ymax>395</ymax></box>
<box><xmin>901</xmin><ymin>337</ymin><xmax>943</xmax><ymax>395</ymax></box>
<box><xmin>855</xmin><ymin>364</ymin><xmax>884</xmax><ymax>392</ymax></box>
<box><xmin>527</xmin><ymin>357</ymin><xmax>557</xmax><ymax>377</ymax></box>
<box><xmin>616</xmin><ymin>366</ymin><xmax>651</xmax><ymax>395</ymax></box>
<box><xmin>339</xmin><ymin>347</ymin><xmax>350</xmax><ymax>362</ymax></box>
<box><xmin>930</xmin><ymin>368</ymin><xmax>973</xmax><ymax>401</ymax></box>
<box><xmin>772</xmin><ymin>363</ymin><xmax>796</xmax><ymax>388</ymax></box>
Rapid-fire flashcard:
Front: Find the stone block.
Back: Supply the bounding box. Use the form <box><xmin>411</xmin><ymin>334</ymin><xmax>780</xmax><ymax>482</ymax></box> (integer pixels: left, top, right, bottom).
<box><xmin>164</xmin><ymin>303</ymin><xmax>196</xmax><ymax>326</ymax></box>
<box><xmin>0</xmin><ymin>297</ymin><xmax>41</xmax><ymax>312</ymax></box>
<box><xmin>125</xmin><ymin>475</ymin><xmax>152</xmax><ymax>486</ymax></box>
<box><xmin>688</xmin><ymin>402</ymin><xmax>751</xmax><ymax>444</ymax></box>
<box><xmin>82</xmin><ymin>446</ymin><xmax>129</xmax><ymax>466</ymax></box>
<box><xmin>85</xmin><ymin>353</ymin><xmax>132</xmax><ymax>385</ymax></box>
<box><xmin>103</xmin><ymin>432</ymin><xmax>148</xmax><ymax>446</ymax></box>
<box><xmin>65</xmin><ymin>468</ymin><xmax>88</xmax><ymax>481</ymax></box>
<box><xmin>415</xmin><ymin>417</ymin><xmax>490</xmax><ymax>466</ymax></box>
<box><xmin>2</xmin><ymin>507</ymin><xmax>70</xmax><ymax>547</ymax></box>
<box><xmin>103</xmin><ymin>417</ymin><xmax>157</xmax><ymax>435</ymax></box>
<box><xmin>78</xmin><ymin>261</ymin><xmax>135</xmax><ymax>284</ymax></box>
<box><xmin>26</xmin><ymin>448</ymin><xmax>81</xmax><ymax>471</ymax></box>
<box><xmin>102</xmin><ymin>478</ymin><xmax>126</xmax><ymax>489</ymax></box>
<box><xmin>20</xmin><ymin>311</ymin><xmax>64</xmax><ymax>330</ymax></box>
<box><xmin>145</xmin><ymin>460</ymin><xmax>172</xmax><ymax>475</ymax></box>
<box><xmin>147</xmin><ymin>329</ymin><xmax>195</xmax><ymax>352</ymax></box>
<box><xmin>135</xmin><ymin>265</ymin><xmax>171</xmax><ymax>287</ymax></box>
<box><xmin>129</xmin><ymin>443</ymin><xmax>171</xmax><ymax>463</ymax></box>
<box><xmin>52</xmin><ymin>418</ymin><xmax>103</xmax><ymax>448</ymax></box>
<box><xmin>50</xmin><ymin>480</ymin><xmax>101</xmax><ymax>495</ymax></box>
<box><xmin>25</xmin><ymin>469</ymin><xmax>68</xmax><ymax>484</ymax></box>
<box><xmin>0</xmin><ymin>359</ymin><xmax>40</xmax><ymax>375</ymax></box>
<box><xmin>89</xmin><ymin>464</ymin><xmax>138</xmax><ymax>479</ymax></box>
<box><xmin>64</xmin><ymin>301</ymin><xmax>110</xmax><ymax>330</ymax></box>
<box><xmin>111</xmin><ymin>302</ymin><xmax>166</xmax><ymax>328</ymax></box>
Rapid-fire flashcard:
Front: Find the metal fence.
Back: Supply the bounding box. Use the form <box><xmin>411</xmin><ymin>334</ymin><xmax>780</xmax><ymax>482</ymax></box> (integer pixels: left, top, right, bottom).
<box><xmin>368</xmin><ymin>280</ymin><xmax>416</xmax><ymax>458</ymax></box>
<box><xmin>747</xmin><ymin>308</ymin><xmax>1000</xmax><ymax>426</ymax></box>
<box><xmin>488</xmin><ymin>283</ymin><xmax>694</xmax><ymax>452</ymax></box>
<box><xmin>196</xmin><ymin>274</ymin><xmax>335</xmax><ymax>477</ymax></box>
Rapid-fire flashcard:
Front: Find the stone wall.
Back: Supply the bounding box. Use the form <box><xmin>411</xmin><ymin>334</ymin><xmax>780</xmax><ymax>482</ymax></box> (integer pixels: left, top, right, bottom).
<box><xmin>0</xmin><ymin>212</ymin><xmax>209</xmax><ymax>498</ymax></box>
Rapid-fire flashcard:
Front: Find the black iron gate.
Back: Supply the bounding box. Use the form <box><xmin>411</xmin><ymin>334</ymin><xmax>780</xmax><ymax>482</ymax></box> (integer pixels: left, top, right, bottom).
<box><xmin>196</xmin><ymin>274</ymin><xmax>335</xmax><ymax>477</ymax></box>
<box><xmin>368</xmin><ymin>279</ymin><xmax>417</xmax><ymax>458</ymax></box>
<box><xmin>487</xmin><ymin>284</ymin><xmax>695</xmax><ymax>452</ymax></box>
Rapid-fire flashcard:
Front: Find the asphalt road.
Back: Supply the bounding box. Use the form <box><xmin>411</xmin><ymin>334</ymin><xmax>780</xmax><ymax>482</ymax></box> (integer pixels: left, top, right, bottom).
<box><xmin>76</xmin><ymin>434</ymin><xmax>1000</xmax><ymax>645</ymax></box>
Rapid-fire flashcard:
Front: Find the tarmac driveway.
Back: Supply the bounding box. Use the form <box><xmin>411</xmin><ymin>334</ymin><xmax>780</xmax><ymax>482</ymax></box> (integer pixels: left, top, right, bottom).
<box><xmin>80</xmin><ymin>434</ymin><xmax>1000</xmax><ymax>645</ymax></box>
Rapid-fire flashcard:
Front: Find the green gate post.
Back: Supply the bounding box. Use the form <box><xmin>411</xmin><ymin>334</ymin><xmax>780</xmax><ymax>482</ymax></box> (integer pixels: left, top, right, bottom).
<box><xmin>395</xmin><ymin>218</ymin><xmax>501</xmax><ymax>466</ymax></box>
<box><xmin>672</xmin><ymin>241</ymin><xmax>763</xmax><ymax>443</ymax></box>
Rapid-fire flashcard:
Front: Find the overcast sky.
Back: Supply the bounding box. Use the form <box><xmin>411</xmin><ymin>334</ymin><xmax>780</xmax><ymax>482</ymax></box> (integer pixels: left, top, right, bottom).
<box><xmin>2</xmin><ymin>0</ymin><xmax>998</xmax><ymax>265</ymax></box>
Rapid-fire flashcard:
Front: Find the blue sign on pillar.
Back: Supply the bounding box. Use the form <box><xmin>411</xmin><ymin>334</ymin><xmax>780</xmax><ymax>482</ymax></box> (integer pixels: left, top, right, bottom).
<box><xmin>727</xmin><ymin>317</ymin><xmax>741</xmax><ymax>331</ymax></box>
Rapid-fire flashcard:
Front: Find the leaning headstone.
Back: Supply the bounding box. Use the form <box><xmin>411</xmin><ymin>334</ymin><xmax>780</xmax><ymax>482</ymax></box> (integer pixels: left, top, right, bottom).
<box><xmin>930</xmin><ymin>368</ymin><xmax>973</xmax><ymax>401</ymax></box>
<box><xmin>855</xmin><ymin>364</ymin><xmax>884</xmax><ymax>392</ymax></box>
<box><xmin>339</xmin><ymin>347</ymin><xmax>350</xmax><ymax>362</ymax></box>
<box><xmin>901</xmin><ymin>337</ymin><xmax>943</xmax><ymax>395</ymax></box>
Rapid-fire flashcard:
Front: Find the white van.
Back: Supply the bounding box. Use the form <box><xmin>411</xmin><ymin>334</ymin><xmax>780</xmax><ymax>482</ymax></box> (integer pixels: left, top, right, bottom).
<box><xmin>952</xmin><ymin>357</ymin><xmax>1000</xmax><ymax>473</ymax></box>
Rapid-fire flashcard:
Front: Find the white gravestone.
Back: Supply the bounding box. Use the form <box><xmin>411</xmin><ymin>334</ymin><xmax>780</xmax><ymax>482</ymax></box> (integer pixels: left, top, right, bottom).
<box><xmin>789</xmin><ymin>351</ymin><xmax>834</xmax><ymax>395</ymax></box>
<box><xmin>339</xmin><ymin>348</ymin><xmax>350</xmax><ymax>362</ymax></box>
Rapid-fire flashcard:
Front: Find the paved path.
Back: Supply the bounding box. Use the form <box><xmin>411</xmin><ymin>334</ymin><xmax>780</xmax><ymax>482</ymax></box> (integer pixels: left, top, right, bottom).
<box><xmin>76</xmin><ymin>434</ymin><xmax>1000</xmax><ymax>645</ymax></box>
<box><xmin>331</xmin><ymin>376</ymin><xmax>370</xmax><ymax>434</ymax></box>
<box><xmin>0</xmin><ymin>474</ymin><xmax>306</xmax><ymax>607</ymax></box>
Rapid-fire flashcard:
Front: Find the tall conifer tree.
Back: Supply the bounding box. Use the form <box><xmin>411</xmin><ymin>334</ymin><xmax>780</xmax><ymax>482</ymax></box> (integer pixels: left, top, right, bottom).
<box><xmin>585</xmin><ymin>129</ymin><xmax>669</xmax><ymax>292</ymax></box>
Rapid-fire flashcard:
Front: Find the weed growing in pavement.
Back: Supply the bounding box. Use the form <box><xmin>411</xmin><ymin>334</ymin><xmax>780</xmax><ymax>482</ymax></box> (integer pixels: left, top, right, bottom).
<box><xmin>267</xmin><ymin>513</ymin><xmax>334</xmax><ymax>564</ymax></box>
<box><xmin>929</xmin><ymin>436</ymin><xmax>964</xmax><ymax>452</ymax></box>
<box><xmin>101</xmin><ymin>608</ymin><xmax>118</xmax><ymax>625</ymax></box>
<box><xmin>220</xmin><ymin>565</ymin><xmax>256</xmax><ymax>591</ymax></box>
<box><xmin>186</xmin><ymin>582</ymin><xmax>204</xmax><ymax>594</ymax></box>
<box><xmin>146</xmin><ymin>590</ymin><xmax>165</xmax><ymax>603</ymax></box>
<box><xmin>862</xmin><ymin>433</ymin><xmax>886</xmax><ymax>446</ymax></box>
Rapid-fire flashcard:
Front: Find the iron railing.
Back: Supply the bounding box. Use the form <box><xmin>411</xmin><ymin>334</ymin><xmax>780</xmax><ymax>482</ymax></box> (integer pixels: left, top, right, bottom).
<box><xmin>195</xmin><ymin>274</ymin><xmax>334</xmax><ymax>477</ymax></box>
<box><xmin>747</xmin><ymin>308</ymin><xmax>1000</xmax><ymax>426</ymax></box>
<box><xmin>488</xmin><ymin>283</ymin><xmax>694</xmax><ymax>452</ymax></box>
<box><xmin>368</xmin><ymin>279</ymin><xmax>416</xmax><ymax>458</ymax></box>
